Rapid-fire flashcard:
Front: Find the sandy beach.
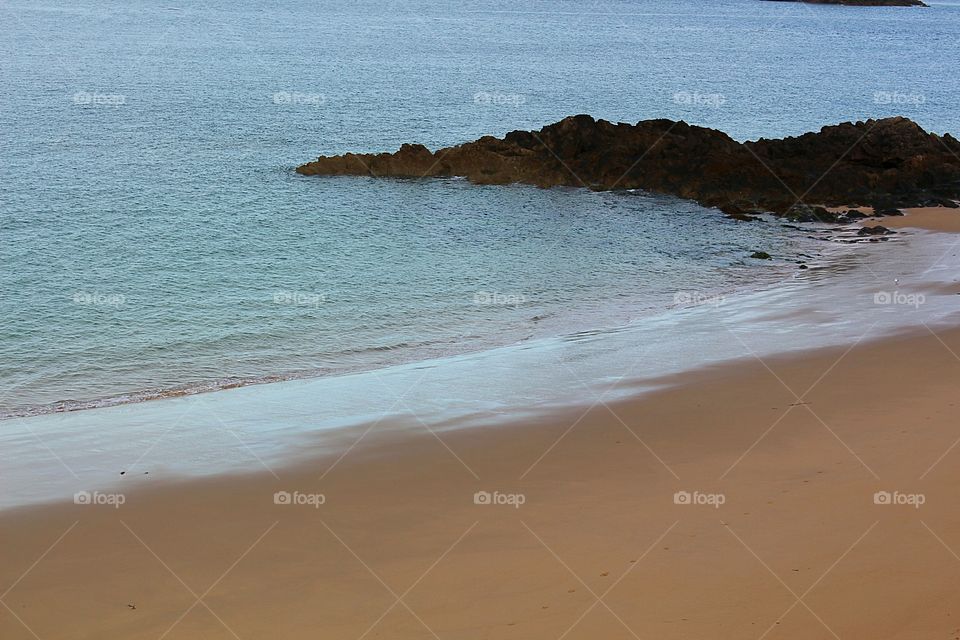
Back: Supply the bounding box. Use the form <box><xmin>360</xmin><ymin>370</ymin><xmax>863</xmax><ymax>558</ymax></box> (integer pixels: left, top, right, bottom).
<box><xmin>6</xmin><ymin>0</ymin><xmax>960</xmax><ymax>636</ymax></box>
<box><xmin>2</xmin><ymin>213</ymin><xmax>960</xmax><ymax>639</ymax></box>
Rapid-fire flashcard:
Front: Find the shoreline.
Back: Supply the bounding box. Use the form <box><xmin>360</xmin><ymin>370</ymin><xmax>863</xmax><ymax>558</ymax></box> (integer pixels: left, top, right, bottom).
<box><xmin>2</xmin><ymin>211</ymin><xmax>958</xmax><ymax>510</ymax></box>
<box><xmin>0</xmin><ymin>207</ymin><xmax>819</xmax><ymax>423</ymax></box>
<box><xmin>3</xmin><ymin>321</ymin><xmax>960</xmax><ymax>638</ymax></box>
<box><xmin>823</xmin><ymin>204</ymin><xmax>960</xmax><ymax>233</ymax></box>
<box><xmin>881</xmin><ymin>206</ymin><xmax>960</xmax><ymax>233</ymax></box>
<box><xmin>4</xmin><ymin>204</ymin><xmax>954</xmax><ymax>424</ymax></box>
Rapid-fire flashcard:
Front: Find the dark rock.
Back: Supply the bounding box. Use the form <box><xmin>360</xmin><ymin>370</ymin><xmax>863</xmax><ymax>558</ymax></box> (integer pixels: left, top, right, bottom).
<box><xmin>858</xmin><ymin>225</ymin><xmax>894</xmax><ymax>236</ymax></box>
<box><xmin>783</xmin><ymin>204</ymin><xmax>836</xmax><ymax>223</ymax></box>
<box><xmin>915</xmin><ymin>197</ymin><xmax>959</xmax><ymax>208</ymax></box>
<box><xmin>838</xmin><ymin>213</ymin><xmax>867</xmax><ymax>223</ymax></box>
<box><xmin>718</xmin><ymin>199</ymin><xmax>762</xmax><ymax>214</ymax></box>
<box><xmin>751</xmin><ymin>251</ymin><xmax>773</xmax><ymax>260</ymax></box>
<box><xmin>725</xmin><ymin>212</ymin><xmax>764</xmax><ymax>222</ymax></box>
<box><xmin>298</xmin><ymin>116</ymin><xmax>960</xmax><ymax>220</ymax></box>
<box><xmin>719</xmin><ymin>199</ymin><xmax>765</xmax><ymax>221</ymax></box>
<box><xmin>873</xmin><ymin>207</ymin><xmax>905</xmax><ymax>217</ymax></box>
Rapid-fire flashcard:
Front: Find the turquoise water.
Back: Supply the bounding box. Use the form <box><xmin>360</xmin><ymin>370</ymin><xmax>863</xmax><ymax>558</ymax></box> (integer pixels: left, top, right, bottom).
<box><xmin>4</xmin><ymin>228</ymin><xmax>960</xmax><ymax>508</ymax></box>
<box><xmin>2</xmin><ymin>0</ymin><xmax>959</xmax><ymax>417</ymax></box>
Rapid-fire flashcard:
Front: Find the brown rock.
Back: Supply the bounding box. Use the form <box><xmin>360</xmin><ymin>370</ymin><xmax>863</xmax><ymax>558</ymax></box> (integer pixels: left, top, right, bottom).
<box><xmin>297</xmin><ymin>116</ymin><xmax>960</xmax><ymax>220</ymax></box>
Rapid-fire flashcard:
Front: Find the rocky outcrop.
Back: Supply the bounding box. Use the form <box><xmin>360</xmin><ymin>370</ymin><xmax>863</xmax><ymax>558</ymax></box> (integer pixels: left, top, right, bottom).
<box><xmin>297</xmin><ymin>116</ymin><xmax>960</xmax><ymax>220</ymax></box>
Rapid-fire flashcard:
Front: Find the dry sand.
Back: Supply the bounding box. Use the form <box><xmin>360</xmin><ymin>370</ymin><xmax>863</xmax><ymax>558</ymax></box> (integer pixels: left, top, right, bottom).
<box><xmin>2</xmin><ymin>321</ymin><xmax>960</xmax><ymax>639</ymax></box>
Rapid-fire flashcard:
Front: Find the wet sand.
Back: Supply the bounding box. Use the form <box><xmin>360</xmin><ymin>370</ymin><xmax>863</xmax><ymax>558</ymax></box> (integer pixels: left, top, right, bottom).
<box><xmin>2</xmin><ymin>320</ymin><xmax>960</xmax><ymax>639</ymax></box>
<box><xmin>882</xmin><ymin>207</ymin><xmax>960</xmax><ymax>233</ymax></box>
<box><xmin>831</xmin><ymin>204</ymin><xmax>960</xmax><ymax>233</ymax></box>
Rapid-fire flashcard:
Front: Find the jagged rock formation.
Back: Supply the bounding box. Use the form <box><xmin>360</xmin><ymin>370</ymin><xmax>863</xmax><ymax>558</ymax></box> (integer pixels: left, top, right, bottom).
<box><xmin>297</xmin><ymin>115</ymin><xmax>960</xmax><ymax>220</ymax></box>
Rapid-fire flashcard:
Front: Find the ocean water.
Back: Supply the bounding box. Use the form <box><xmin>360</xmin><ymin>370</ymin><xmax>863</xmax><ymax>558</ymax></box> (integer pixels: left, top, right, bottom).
<box><xmin>1</xmin><ymin>1</ymin><xmax>959</xmax><ymax>422</ymax></box>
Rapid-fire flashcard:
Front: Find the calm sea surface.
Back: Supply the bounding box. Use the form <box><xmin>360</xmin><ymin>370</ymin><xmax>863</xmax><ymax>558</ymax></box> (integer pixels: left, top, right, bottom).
<box><xmin>2</xmin><ymin>0</ymin><xmax>959</xmax><ymax>417</ymax></box>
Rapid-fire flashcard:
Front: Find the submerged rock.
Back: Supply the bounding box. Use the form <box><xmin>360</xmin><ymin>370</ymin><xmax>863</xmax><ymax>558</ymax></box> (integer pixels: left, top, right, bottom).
<box><xmin>297</xmin><ymin>115</ymin><xmax>960</xmax><ymax>219</ymax></box>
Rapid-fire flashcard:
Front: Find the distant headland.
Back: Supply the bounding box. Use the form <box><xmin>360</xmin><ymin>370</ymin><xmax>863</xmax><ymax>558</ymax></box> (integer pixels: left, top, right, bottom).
<box><xmin>297</xmin><ymin>116</ymin><xmax>960</xmax><ymax>222</ymax></box>
<box><xmin>764</xmin><ymin>0</ymin><xmax>928</xmax><ymax>6</ymax></box>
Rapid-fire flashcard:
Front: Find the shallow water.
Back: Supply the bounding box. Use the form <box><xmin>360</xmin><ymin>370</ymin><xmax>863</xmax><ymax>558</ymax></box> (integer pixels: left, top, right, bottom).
<box><xmin>2</xmin><ymin>228</ymin><xmax>958</xmax><ymax>509</ymax></box>
<box><xmin>2</xmin><ymin>0</ymin><xmax>959</xmax><ymax>418</ymax></box>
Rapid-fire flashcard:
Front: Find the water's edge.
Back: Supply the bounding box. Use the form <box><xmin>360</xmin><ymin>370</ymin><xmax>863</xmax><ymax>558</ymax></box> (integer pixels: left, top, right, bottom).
<box><xmin>2</xmin><ymin>227</ymin><xmax>957</xmax><ymax>511</ymax></box>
